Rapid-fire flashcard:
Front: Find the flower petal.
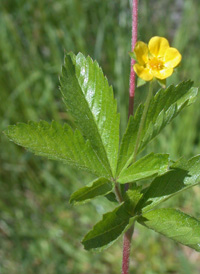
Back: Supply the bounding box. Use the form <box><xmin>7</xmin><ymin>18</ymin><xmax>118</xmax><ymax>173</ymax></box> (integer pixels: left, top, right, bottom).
<box><xmin>134</xmin><ymin>64</ymin><xmax>153</xmax><ymax>81</ymax></box>
<box><xmin>164</xmin><ymin>47</ymin><xmax>182</xmax><ymax>68</ymax></box>
<box><xmin>134</xmin><ymin>41</ymin><xmax>149</xmax><ymax>65</ymax></box>
<box><xmin>152</xmin><ymin>67</ymin><xmax>173</xmax><ymax>80</ymax></box>
<box><xmin>148</xmin><ymin>37</ymin><xmax>170</xmax><ymax>57</ymax></box>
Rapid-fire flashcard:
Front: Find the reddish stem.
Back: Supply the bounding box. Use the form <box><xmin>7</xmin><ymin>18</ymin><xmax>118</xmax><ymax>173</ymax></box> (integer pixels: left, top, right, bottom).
<box><xmin>128</xmin><ymin>0</ymin><xmax>138</xmax><ymax>117</ymax></box>
<box><xmin>122</xmin><ymin>1</ymin><xmax>138</xmax><ymax>274</ymax></box>
<box><xmin>122</xmin><ymin>226</ymin><xmax>134</xmax><ymax>274</ymax></box>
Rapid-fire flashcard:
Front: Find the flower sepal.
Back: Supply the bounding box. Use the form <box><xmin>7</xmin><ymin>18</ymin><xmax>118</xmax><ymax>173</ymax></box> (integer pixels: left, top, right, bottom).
<box><xmin>156</xmin><ymin>78</ymin><xmax>166</xmax><ymax>88</ymax></box>
<box><xmin>137</xmin><ymin>77</ymin><xmax>147</xmax><ymax>88</ymax></box>
<box><xmin>128</xmin><ymin>51</ymin><xmax>137</xmax><ymax>61</ymax></box>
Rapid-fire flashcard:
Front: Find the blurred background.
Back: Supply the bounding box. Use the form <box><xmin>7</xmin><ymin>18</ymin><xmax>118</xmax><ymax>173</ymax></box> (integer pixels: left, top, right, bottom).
<box><xmin>1</xmin><ymin>0</ymin><xmax>200</xmax><ymax>273</ymax></box>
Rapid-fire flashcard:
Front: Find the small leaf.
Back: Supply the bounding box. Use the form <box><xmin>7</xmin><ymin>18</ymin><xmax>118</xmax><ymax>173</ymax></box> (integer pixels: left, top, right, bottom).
<box><xmin>82</xmin><ymin>186</ymin><xmax>142</xmax><ymax>251</ymax></box>
<box><xmin>82</xmin><ymin>203</ymin><xmax>133</xmax><ymax>251</ymax></box>
<box><xmin>138</xmin><ymin>208</ymin><xmax>200</xmax><ymax>252</ymax></box>
<box><xmin>117</xmin><ymin>81</ymin><xmax>198</xmax><ymax>175</ymax></box>
<box><xmin>70</xmin><ymin>178</ymin><xmax>114</xmax><ymax>205</ymax></box>
<box><xmin>4</xmin><ymin>121</ymin><xmax>110</xmax><ymax>178</ymax></box>
<box><xmin>137</xmin><ymin>77</ymin><xmax>147</xmax><ymax>87</ymax></box>
<box><xmin>118</xmin><ymin>153</ymin><xmax>169</xmax><ymax>184</ymax></box>
<box><xmin>124</xmin><ymin>185</ymin><xmax>143</xmax><ymax>215</ymax></box>
<box><xmin>105</xmin><ymin>192</ymin><xmax>118</xmax><ymax>203</ymax></box>
<box><xmin>137</xmin><ymin>155</ymin><xmax>200</xmax><ymax>213</ymax></box>
<box><xmin>60</xmin><ymin>53</ymin><xmax>120</xmax><ymax>177</ymax></box>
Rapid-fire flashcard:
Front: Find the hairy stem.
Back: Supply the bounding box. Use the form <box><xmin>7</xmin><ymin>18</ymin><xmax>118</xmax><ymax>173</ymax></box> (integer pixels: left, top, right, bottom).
<box><xmin>122</xmin><ymin>225</ymin><xmax>134</xmax><ymax>274</ymax></box>
<box><xmin>122</xmin><ymin>1</ymin><xmax>138</xmax><ymax>274</ymax></box>
<box><xmin>128</xmin><ymin>0</ymin><xmax>138</xmax><ymax>117</ymax></box>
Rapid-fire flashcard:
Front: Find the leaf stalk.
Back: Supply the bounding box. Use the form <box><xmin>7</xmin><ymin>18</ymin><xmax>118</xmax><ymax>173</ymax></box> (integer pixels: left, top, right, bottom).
<box><xmin>115</xmin><ymin>183</ymin><xmax>123</xmax><ymax>203</ymax></box>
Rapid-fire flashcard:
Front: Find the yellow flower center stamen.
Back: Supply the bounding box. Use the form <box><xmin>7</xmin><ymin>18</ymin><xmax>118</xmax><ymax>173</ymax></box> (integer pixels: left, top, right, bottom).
<box><xmin>147</xmin><ymin>57</ymin><xmax>164</xmax><ymax>71</ymax></box>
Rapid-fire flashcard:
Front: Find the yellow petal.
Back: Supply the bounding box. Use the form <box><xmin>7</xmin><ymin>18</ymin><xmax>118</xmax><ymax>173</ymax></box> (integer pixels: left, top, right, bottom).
<box><xmin>148</xmin><ymin>36</ymin><xmax>169</xmax><ymax>57</ymax></box>
<box><xmin>164</xmin><ymin>47</ymin><xmax>182</xmax><ymax>68</ymax></box>
<box><xmin>134</xmin><ymin>64</ymin><xmax>153</xmax><ymax>81</ymax></box>
<box><xmin>134</xmin><ymin>41</ymin><xmax>149</xmax><ymax>65</ymax></box>
<box><xmin>152</xmin><ymin>67</ymin><xmax>173</xmax><ymax>80</ymax></box>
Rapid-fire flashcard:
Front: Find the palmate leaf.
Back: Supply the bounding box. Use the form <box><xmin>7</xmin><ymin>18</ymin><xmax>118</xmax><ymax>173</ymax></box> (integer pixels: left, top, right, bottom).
<box><xmin>139</xmin><ymin>209</ymin><xmax>200</xmax><ymax>252</ymax></box>
<box><xmin>117</xmin><ymin>153</ymin><xmax>169</xmax><ymax>184</ymax></box>
<box><xmin>136</xmin><ymin>155</ymin><xmax>200</xmax><ymax>213</ymax></box>
<box><xmin>82</xmin><ymin>187</ymin><xmax>142</xmax><ymax>251</ymax></box>
<box><xmin>70</xmin><ymin>177</ymin><xmax>114</xmax><ymax>205</ymax></box>
<box><xmin>117</xmin><ymin>81</ymin><xmax>198</xmax><ymax>175</ymax></box>
<box><xmin>4</xmin><ymin>121</ymin><xmax>111</xmax><ymax>178</ymax></box>
<box><xmin>60</xmin><ymin>53</ymin><xmax>120</xmax><ymax>177</ymax></box>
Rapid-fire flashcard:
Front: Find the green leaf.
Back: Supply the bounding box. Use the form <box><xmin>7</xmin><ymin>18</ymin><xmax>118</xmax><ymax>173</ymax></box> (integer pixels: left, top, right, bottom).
<box><xmin>117</xmin><ymin>104</ymin><xmax>144</xmax><ymax>174</ymax></box>
<box><xmin>117</xmin><ymin>81</ymin><xmax>197</xmax><ymax>175</ymax></box>
<box><xmin>137</xmin><ymin>155</ymin><xmax>200</xmax><ymax>213</ymax></box>
<box><xmin>140</xmin><ymin>81</ymin><xmax>197</xmax><ymax>153</ymax></box>
<box><xmin>4</xmin><ymin>121</ymin><xmax>110</xmax><ymax>177</ymax></box>
<box><xmin>124</xmin><ymin>186</ymin><xmax>143</xmax><ymax>215</ymax></box>
<box><xmin>82</xmin><ymin>186</ymin><xmax>142</xmax><ymax>251</ymax></box>
<box><xmin>118</xmin><ymin>153</ymin><xmax>169</xmax><ymax>184</ymax></box>
<box><xmin>138</xmin><ymin>208</ymin><xmax>200</xmax><ymax>252</ymax></box>
<box><xmin>60</xmin><ymin>53</ymin><xmax>120</xmax><ymax>177</ymax></box>
<box><xmin>82</xmin><ymin>203</ymin><xmax>133</xmax><ymax>251</ymax></box>
<box><xmin>105</xmin><ymin>192</ymin><xmax>118</xmax><ymax>203</ymax></box>
<box><xmin>70</xmin><ymin>178</ymin><xmax>114</xmax><ymax>205</ymax></box>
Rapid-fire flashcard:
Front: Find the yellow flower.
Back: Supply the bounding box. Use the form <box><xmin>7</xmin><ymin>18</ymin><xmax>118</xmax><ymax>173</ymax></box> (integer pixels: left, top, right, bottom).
<box><xmin>133</xmin><ymin>36</ymin><xmax>182</xmax><ymax>81</ymax></box>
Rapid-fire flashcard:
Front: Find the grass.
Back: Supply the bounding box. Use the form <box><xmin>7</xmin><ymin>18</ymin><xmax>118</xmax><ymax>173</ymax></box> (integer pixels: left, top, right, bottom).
<box><xmin>1</xmin><ymin>0</ymin><xmax>200</xmax><ymax>273</ymax></box>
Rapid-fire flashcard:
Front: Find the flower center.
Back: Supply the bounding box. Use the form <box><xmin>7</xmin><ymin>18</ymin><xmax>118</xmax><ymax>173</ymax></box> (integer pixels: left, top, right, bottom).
<box><xmin>147</xmin><ymin>57</ymin><xmax>164</xmax><ymax>71</ymax></box>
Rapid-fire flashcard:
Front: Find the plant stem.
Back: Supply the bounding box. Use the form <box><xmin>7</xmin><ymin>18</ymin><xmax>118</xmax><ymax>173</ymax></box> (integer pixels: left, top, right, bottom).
<box><xmin>132</xmin><ymin>80</ymin><xmax>154</xmax><ymax>163</ymax></box>
<box><xmin>122</xmin><ymin>1</ymin><xmax>138</xmax><ymax>274</ymax></box>
<box><xmin>128</xmin><ymin>0</ymin><xmax>138</xmax><ymax>118</ymax></box>
<box><xmin>122</xmin><ymin>225</ymin><xmax>134</xmax><ymax>274</ymax></box>
<box><xmin>121</xmin><ymin>82</ymin><xmax>154</xmax><ymax>274</ymax></box>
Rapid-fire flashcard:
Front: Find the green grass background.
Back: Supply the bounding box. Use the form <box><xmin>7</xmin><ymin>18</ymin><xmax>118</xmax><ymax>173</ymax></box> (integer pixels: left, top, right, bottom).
<box><xmin>1</xmin><ymin>0</ymin><xmax>200</xmax><ymax>273</ymax></box>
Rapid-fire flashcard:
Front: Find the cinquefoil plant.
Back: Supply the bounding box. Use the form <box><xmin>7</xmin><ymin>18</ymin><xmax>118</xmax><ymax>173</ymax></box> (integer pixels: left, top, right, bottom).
<box><xmin>4</xmin><ymin>2</ymin><xmax>200</xmax><ymax>274</ymax></box>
